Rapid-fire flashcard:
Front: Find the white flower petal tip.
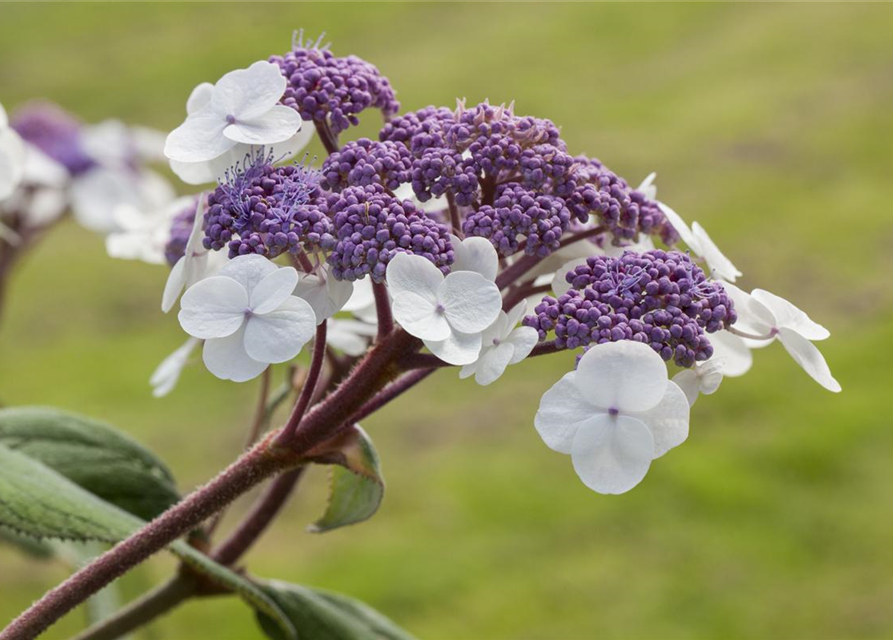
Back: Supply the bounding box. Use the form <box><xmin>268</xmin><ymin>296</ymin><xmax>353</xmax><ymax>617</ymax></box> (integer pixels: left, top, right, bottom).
<box><xmin>635</xmin><ymin>172</ymin><xmax>658</xmax><ymax>201</ymax></box>
<box><xmin>177</xmin><ymin>254</ymin><xmax>317</xmax><ymax>382</ymax></box>
<box><xmin>164</xmin><ymin>61</ymin><xmax>300</xmax><ymax>166</ymax></box>
<box><xmin>672</xmin><ymin>359</ymin><xmax>724</xmax><ymax>407</ymax></box>
<box><xmin>150</xmin><ymin>338</ymin><xmax>200</xmax><ymax>397</ymax></box>
<box><xmin>534</xmin><ymin>341</ymin><xmax>690</xmax><ymax>494</ymax></box>
<box><xmin>459</xmin><ymin>303</ymin><xmax>538</xmax><ymax>386</ymax></box>
<box><xmin>449</xmin><ymin>234</ymin><xmax>499</xmax><ymax>281</ymax></box>
<box><xmin>386</xmin><ymin>253</ymin><xmax>501</xmax><ymax>365</ymax></box>
<box><xmin>691</xmin><ymin>222</ymin><xmax>742</xmax><ymax>283</ymax></box>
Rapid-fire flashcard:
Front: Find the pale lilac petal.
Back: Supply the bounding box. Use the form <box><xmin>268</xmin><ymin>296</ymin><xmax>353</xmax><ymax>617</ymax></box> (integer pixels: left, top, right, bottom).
<box><xmin>294</xmin><ymin>270</ymin><xmax>353</xmax><ymax>324</ymax></box>
<box><xmin>244</xmin><ymin>296</ymin><xmax>316</xmax><ymax>364</ymax></box>
<box><xmin>534</xmin><ymin>371</ymin><xmax>598</xmax><ymax>454</ymax></box>
<box><xmin>164</xmin><ymin>109</ymin><xmax>233</xmax><ymax>163</ymax></box>
<box><xmin>162</xmin><ymin>256</ymin><xmax>187</xmax><ymax>313</ymax></box>
<box><xmin>751</xmin><ymin>289</ymin><xmax>830</xmax><ymax>341</ymax></box>
<box><xmin>571</xmin><ymin>414</ymin><xmax>654</xmax><ymax>495</ymax></box>
<box><xmin>250</xmin><ymin>266</ymin><xmax>299</xmax><ymax>314</ymax></box>
<box><xmin>386</xmin><ymin>253</ymin><xmax>442</xmax><ymax>302</ymax></box>
<box><xmin>202</xmin><ymin>326</ymin><xmax>268</xmax><ymax>382</ymax></box>
<box><xmin>657</xmin><ymin>201</ymin><xmax>699</xmax><ymax>250</ymax></box>
<box><xmin>150</xmin><ymin>338</ymin><xmax>199</xmax><ymax>397</ymax></box>
<box><xmin>218</xmin><ymin>254</ymin><xmax>278</xmax><ymax>299</ymax></box>
<box><xmin>450</xmin><ymin>234</ymin><xmax>498</xmax><ymax>280</ymax></box>
<box><xmin>635</xmin><ymin>172</ymin><xmax>658</xmax><ymax>201</ymax></box>
<box><xmin>223</xmin><ymin>106</ymin><xmax>302</xmax><ymax>146</ymax></box>
<box><xmin>628</xmin><ymin>381</ymin><xmax>690</xmax><ymax>458</ymax></box>
<box><xmin>672</xmin><ymin>369</ymin><xmax>700</xmax><ymax>407</ymax></box>
<box><xmin>573</xmin><ymin>341</ymin><xmax>668</xmax><ymax>413</ymax></box>
<box><xmin>691</xmin><ymin>222</ymin><xmax>742</xmax><ymax>282</ymax></box>
<box><xmin>186</xmin><ymin>83</ymin><xmax>214</xmax><ymax>115</ymax></box>
<box><xmin>472</xmin><ymin>342</ymin><xmax>515</xmax><ymax>386</ymax></box>
<box><xmin>425</xmin><ymin>330</ymin><xmax>482</xmax><ymax>366</ymax></box>
<box><xmin>709</xmin><ymin>330</ymin><xmax>753</xmax><ymax>377</ymax></box>
<box><xmin>722</xmin><ymin>283</ymin><xmax>775</xmax><ymax>336</ymax></box>
<box><xmin>505</xmin><ymin>326</ymin><xmax>539</xmax><ymax>365</ymax></box>
<box><xmin>551</xmin><ymin>258</ymin><xmax>588</xmax><ymax>297</ymax></box>
<box><xmin>777</xmin><ymin>328</ymin><xmax>841</xmax><ymax>392</ymax></box>
<box><xmin>504</xmin><ymin>300</ymin><xmax>529</xmax><ymax>332</ymax></box>
<box><xmin>439</xmin><ymin>272</ymin><xmax>502</xmax><ymax>334</ymax></box>
<box><xmin>214</xmin><ymin>61</ymin><xmax>287</xmax><ymax>120</ymax></box>
<box><xmin>178</xmin><ymin>276</ymin><xmax>248</xmax><ymax>339</ymax></box>
<box><xmin>392</xmin><ymin>291</ymin><xmax>448</xmax><ymax>341</ymax></box>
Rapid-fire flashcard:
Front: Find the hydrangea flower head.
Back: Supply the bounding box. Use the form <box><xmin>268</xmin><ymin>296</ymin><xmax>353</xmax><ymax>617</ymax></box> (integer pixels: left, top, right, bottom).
<box><xmin>271</xmin><ymin>31</ymin><xmax>400</xmax><ymax>135</ymax></box>
<box><xmin>535</xmin><ymin>340</ymin><xmax>689</xmax><ymax>494</ymax></box>
<box><xmin>524</xmin><ymin>250</ymin><xmax>736</xmax><ymax>367</ymax></box>
<box><xmin>0</xmin><ymin>102</ymin><xmax>26</xmax><ymax>200</ymax></box>
<box><xmin>321</xmin><ymin>138</ymin><xmax>412</xmax><ymax>191</ymax></box>
<box><xmin>10</xmin><ymin>101</ymin><xmax>94</xmax><ymax>175</ymax></box>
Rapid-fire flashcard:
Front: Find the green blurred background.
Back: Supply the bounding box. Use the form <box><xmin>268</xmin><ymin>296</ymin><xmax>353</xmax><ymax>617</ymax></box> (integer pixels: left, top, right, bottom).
<box><xmin>1</xmin><ymin>2</ymin><xmax>892</xmax><ymax>639</ymax></box>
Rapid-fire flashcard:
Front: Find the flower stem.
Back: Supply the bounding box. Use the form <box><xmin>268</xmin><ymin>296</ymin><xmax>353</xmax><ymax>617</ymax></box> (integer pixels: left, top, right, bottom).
<box><xmin>314</xmin><ymin>119</ymin><xmax>340</xmax><ymax>155</ymax></box>
<box><xmin>495</xmin><ymin>254</ymin><xmax>541</xmax><ymax>290</ymax></box>
<box><xmin>349</xmin><ymin>369</ymin><xmax>436</xmax><ymax>424</ymax></box>
<box><xmin>558</xmin><ymin>225</ymin><xmax>605</xmax><ymax>249</ymax></box>
<box><xmin>275</xmin><ymin>322</ymin><xmax>328</xmax><ymax>446</ymax></box>
<box><xmin>372</xmin><ymin>280</ymin><xmax>393</xmax><ymax>341</ymax></box>
<box><xmin>446</xmin><ymin>191</ymin><xmax>463</xmax><ymax>238</ymax></box>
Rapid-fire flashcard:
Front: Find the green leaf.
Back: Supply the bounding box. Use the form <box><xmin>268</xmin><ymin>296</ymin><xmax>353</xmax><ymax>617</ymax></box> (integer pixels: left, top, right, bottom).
<box><xmin>0</xmin><ymin>442</ymin><xmax>296</xmax><ymax>640</ymax></box>
<box><xmin>0</xmin><ymin>528</ymin><xmax>55</xmax><ymax>559</ymax></box>
<box><xmin>256</xmin><ymin>580</ymin><xmax>417</xmax><ymax>640</ymax></box>
<box><xmin>306</xmin><ymin>426</ymin><xmax>385</xmax><ymax>533</ymax></box>
<box><xmin>0</xmin><ymin>406</ymin><xmax>179</xmax><ymax>520</ymax></box>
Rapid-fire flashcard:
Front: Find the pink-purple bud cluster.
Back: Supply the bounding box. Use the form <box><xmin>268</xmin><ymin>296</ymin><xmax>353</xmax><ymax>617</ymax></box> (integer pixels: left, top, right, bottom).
<box><xmin>11</xmin><ymin>102</ymin><xmax>94</xmax><ymax>175</ymax></box>
<box><xmin>321</xmin><ymin>184</ymin><xmax>453</xmax><ymax>282</ymax></box>
<box><xmin>204</xmin><ymin>152</ymin><xmax>332</xmax><ymax>259</ymax></box>
<box><xmin>271</xmin><ymin>33</ymin><xmax>400</xmax><ymax>135</ymax></box>
<box><xmin>321</xmin><ymin>138</ymin><xmax>412</xmax><ymax>192</ymax></box>
<box><xmin>523</xmin><ymin>250</ymin><xmax>736</xmax><ymax>367</ymax></box>
<box><xmin>164</xmin><ymin>198</ymin><xmax>200</xmax><ymax>267</ymax></box>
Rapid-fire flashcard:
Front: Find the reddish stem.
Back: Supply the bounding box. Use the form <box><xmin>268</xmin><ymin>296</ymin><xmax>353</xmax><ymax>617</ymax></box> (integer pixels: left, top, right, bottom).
<box><xmin>275</xmin><ymin>322</ymin><xmax>328</xmax><ymax>446</ymax></box>
<box><xmin>372</xmin><ymin>280</ymin><xmax>393</xmax><ymax>341</ymax></box>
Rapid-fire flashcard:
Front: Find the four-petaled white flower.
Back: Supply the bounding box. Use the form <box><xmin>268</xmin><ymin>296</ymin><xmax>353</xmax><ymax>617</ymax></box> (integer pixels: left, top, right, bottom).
<box><xmin>672</xmin><ymin>359</ymin><xmax>725</xmax><ymax>406</ymax></box>
<box><xmin>293</xmin><ymin>264</ymin><xmax>354</xmax><ymax>325</ymax></box>
<box><xmin>535</xmin><ymin>340</ymin><xmax>690</xmax><ymax>494</ymax></box>
<box><xmin>162</xmin><ymin>197</ymin><xmax>227</xmax><ymax>312</ymax></box>
<box><xmin>150</xmin><ymin>337</ymin><xmax>199</xmax><ymax>397</ymax></box>
<box><xmin>0</xmin><ymin>101</ymin><xmax>25</xmax><ymax>201</ymax></box>
<box><xmin>449</xmin><ymin>233</ymin><xmax>499</xmax><ymax>281</ymax></box>
<box><xmin>387</xmin><ymin>252</ymin><xmax>502</xmax><ymax>365</ymax></box>
<box><xmin>106</xmin><ymin>196</ymin><xmax>196</xmax><ymax>265</ymax></box>
<box><xmin>164</xmin><ymin>61</ymin><xmax>307</xmax><ymax>184</ymax></box>
<box><xmin>724</xmin><ymin>284</ymin><xmax>841</xmax><ymax>392</ymax></box>
<box><xmin>326</xmin><ymin>318</ymin><xmax>378</xmax><ymax>356</ymax></box>
<box><xmin>459</xmin><ymin>301</ymin><xmax>538</xmax><ymax>386</ymax></box>
<box><xmin>640</xmin><ymin>173</ymin><xmax>742</xmax><ymax>283</ymax></box>
<box><xmin>178</xmin><ymin>254</ymin><xmax>316</xmax><ymax>382</ymax></box>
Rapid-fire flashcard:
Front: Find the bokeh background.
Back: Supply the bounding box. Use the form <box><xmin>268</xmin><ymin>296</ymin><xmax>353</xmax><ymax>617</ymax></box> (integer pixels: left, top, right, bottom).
<box><xmin>1</xmin><ymin>3</ymin><xmax>892</xmax><ymax>639</ymax></box>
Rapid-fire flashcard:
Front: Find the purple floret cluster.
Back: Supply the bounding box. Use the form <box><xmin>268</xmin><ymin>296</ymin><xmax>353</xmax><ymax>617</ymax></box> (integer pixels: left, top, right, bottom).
<box><xmin>203</xmin><ymin>151</ymin><xmax>332</xmax><ymax>259</ymax></box>
<box><xmin>271</xmin><ymin>32</ymin><xmax>400</xmax><ymax>135</ymax></box>
<box><xmin>321</xmin><ymin>138</ymin><xmax>412</xmax><ymax>192</ymax></box>
<box><xmin>11</xmin><ymin>102</ymin><xmax>94</xmax><ymax>175</ymax></box>
<box><xmin>523</xmin><ymin>250</ymin><xmax>736</xmax><ymax>367</ymax></box>
<box><xmin>321</xmin><ymin>183</ymin><xmax>453</xmax><ymax>282</ymax></box>
<box><xmin>163</xmin><ymin>198</ymin><xmax>200</xmax><ymax>267</ymax></box>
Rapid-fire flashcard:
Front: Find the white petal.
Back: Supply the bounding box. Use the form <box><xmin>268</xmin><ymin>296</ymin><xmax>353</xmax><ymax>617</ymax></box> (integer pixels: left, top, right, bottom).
<box><xmin>243</xmin><ymin>296</ymin><xmax>316</xmax><ymax>364</ymax></box>
<box><xmin>672</xmin><ymin>369</ymin><xmax>700</xmax><ymax>407</ymax></box>
<box><xmin>21</xmin><ymin>143</ymin><xmax>68</xmax><ymax>188</ymax></box>
<box><xmin>635</xmin><ymin>172</ymin><xmax>657</xmax><ymax>201</ymax></box>
<box><xmin>439</xmin><ymin>272</ymin><xmax>502</xmax><ymax>334</ymax></box>
<box><xmin>218</xmin><ymin>254</ymin><xmax>278</xmax><ymax>299</ymax></box>
<box><xmin>250</xmin><ymin>266</ymin><xmax>299</xmax><ymax>314</ymax></box>
<box><xmin>162</xmin><ymin>256</ymin><xmax>188</xmax><ymax>313</ymax></box>
<box><xmin>657</xmin><ymin>201</ymin><xmax>699</xmax><ymax>251</ymax></box>
<box><xmin>392</xmin><ymin>291</ymin><xmax>449</xmax><ymax>341</ymax></box>
<box><xmin>223</xmin><ymin>106</ymin><xmax>302</xmax><ymax>146</ymax></box>
<box><xmin>342</xmin><ymin>276</ymin><xmax>376</xmax><ymax>313</ymax></box>
<box><xmin>722</xmin><ymin>282</ymin><xmax>776</xmax><ymax>336</ymax></box>
<box><xmin>708</xmin><ymin>330</ymin><xmax>753</xmax><ymax>377</ymax></box>
<box><xmin>628</xmin><ymin>381</ymin><xmax>690</xmax><ymax>457</ymax></box>
<box><xmin>534</xmin><ymin>371</ymin><xmax>598</xmax><ymax>454</ymax></box>
<box><xmin>0</xmin><ymin>128</ymin><xmax>25</xmax><ymax>200</ymax></box>
<box><xmin>294</xmin><ymin>270</ymin><xmax>353</xmax><ymax>324</ymax></box>
<box><xmin>574</xmin><ymin>341</ymin><xmax>669</xmax><ymax>413</ymax></box>
<box><xmin>504</xmin><ymin>300</ymin><xmax>529</xmax><ymax>332</ymax></box>
<box><xmin>326</xmin><ymin>319</ymin><xmax>376</xmax><ymax>356</ymax></box>
<box><xmin>552</xmin><ymin>258</ymin><xmax>588</xmax><ymax>297</ymax></box>
<box><xmin>450</xmin><ymin>234</ymin><xmax>498</xmax><ymax>280</ymax></box>
<box><xmin>178</xmin><ymin>276</ymin><xmax>248</xmax><ymax>339</ymax></box>
<box><xmin>0</xmin><ymin>101</ymin><xmax>7</xmax><ymax>128</ymax></box>
<box><xmin>691</xmin><ymin>222</ymin><xmax>742</xmax><ymax>282</ymax></box>
<box><xmin>202</xmin><ymin>327</ymin><xmax>268</xmax><ymax>382</ymax></box>
<box><xmin>571</xmin><ymin>414</ymin><xmax>654</xmax><ymax>495</ymax></box>
<box><xmin>150</xmin><ymin>337</ymin><xmax>199</xmax><ymax>397</ymax></box>
<box><xmin>697</xmin><ymin>360</ymin><xmax>725</xmax><ymax>396</ymax></box>
<box><xmin>751</xmin><ymin>289</ymin><xmax>830</xmax><ymax>341</ymax></box>
<box><xmin>473</xmin><ymin>342</ymin><xmax>515</xmax><ymax>386</ymax></box>
<box><xmin>214</xmin><ymin>61</ymin><xmax>287</xmax><ymax>121</ymax></box>
<box><xmin>186</xmin><ymin>82</ymin><xmax>214</xmax><ymax>116</ymax></box>
<box><xmin>164</xmin><ymin>109</ymin><xmax>233</xmax><ymax>163</ymax></box>
<box><xmin>425</xmin><ymin>330</ymin><xmax>482</xmax><ymax>366</ymax></box>
<box><xmin>777</xmin><ymin>328</ymin><xmax>841</xmax><ymax>393</ymax></box>
<box><xmin>505</xmin><ymin>326</ymin><xmax>539</xmax><ymax>365</ymax></box>
<box><xmin>386</xmin><ymin>252</ymin><xmax>443</xmax><ymax>302</ymax></box>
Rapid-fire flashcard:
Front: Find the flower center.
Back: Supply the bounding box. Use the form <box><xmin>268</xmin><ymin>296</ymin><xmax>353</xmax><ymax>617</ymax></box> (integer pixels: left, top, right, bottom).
<box><xmin>492</xmin><ymin>337</ymin><xmax>501</xmax><ymax>346</ymax></box>
<box><xmin>435</xmin><ymin>304</ymin><xmax>446</xmax><ymax>315</ymax></box>
<box><xmin>225</xmin><ymin>114</ymin><xmax>237</xmax><ymax>125</ymax></box>
<box><xmin>608</xmin><ymin>407</ymin><xmax>620</xmax><ymax>416</ymax></box>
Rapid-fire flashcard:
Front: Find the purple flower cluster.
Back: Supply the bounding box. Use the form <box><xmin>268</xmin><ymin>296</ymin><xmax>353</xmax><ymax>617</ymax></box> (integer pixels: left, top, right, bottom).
<box><xmin>464</xmin><ymin>183</ymin><xmax>570</xmax><ymax>258</ymax></box>
<box><xmin>271</xmin><ymin>32</ymin><xmax>400</xmax><ymax>135</ymax></box>
<box><xmin>203</xmin><ymin>151</ymin><xmax>332</xmax><ymax>259</ymax></box>
<box><xmin>321</xmin><ymin>138</ymin><xmax>412</xmax><ymax>191</ymax></box>
<box><xmin>322</xmin><ymin>184</ymin><xmax>453</xmax><ymax>282</ymax></box>
<box><xmin>523</xmin><ymin>250</ymin><xmax>736</xmax><ymax>367</ymax></box>
<box><xmin>11</xmin><ymin>102</ymin><xmax>94</xmax><ymax>175</ymax></box>
<box><xmin>568</xmin><ymin>156</ymin><xmax>678</xmax><ymax>245</ymax></box>
<box><xmin>164</xmin><ymin>198</ymin><xmax>200</xmax><ymax>267</ymax></box>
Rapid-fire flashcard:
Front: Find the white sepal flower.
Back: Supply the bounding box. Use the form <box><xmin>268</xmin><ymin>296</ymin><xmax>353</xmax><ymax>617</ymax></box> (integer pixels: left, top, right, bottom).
<box><xmin>459</xmin><ymin>301</ymin><xmax>538</xmax><ymax>386</ymax></box>
<box><xmin>672</xmin><ymin>359</ymin><xmax>724</xmax><ymax>406</ymax></box>
<box><xmin>723</xmin><ymin>284</ymin><xmax>839</xmax><ymax>392</ymax></box>
<box><xmin>164</xmin><ymin>61</ymin><xmax>303</xmax><ymax>165</ymax></box>
<box><xmin>178</xmin><ymin>254</ymin><xmax>316</xmax><ymax>382</ymax></box>
<box><xmin>326</xmin><ymin>319</ymin><xmax>378</xmax><ymax>356</ymax></box>
<box><xmin>535</xmin><ymin>340</ymin><xmax>689</xmax><ymax>494</ymax></box>
<box><xmin>393</xmin><ymin>182</ymin><xmax>447</xmax><ymax>215</ymax></box>
<box><xmin>449</xmin><ymin>234</ymin><xmax>498</xmax><ymax>281</ymax></box>
<box><xmin>293</xmin><ymin>264</ymin><xmax>354</xmax><ymax>325</ymax></box>
<box><xmin>106</xmin><ymin>196</ymin><xmax>195</xmax><ymax>265</ymax></box>
<box><xmin>386</xmin><ymin>252</ymin><xmax>502</xmax><ymax>365</ymax></box>
<box><xmin>341</xmin><ymin>277</ymin><xmax>377</xmax><ymax>323</ymax></box>
<box><xmin>0</xmin><ymin>101</ymin><xmax>26</xmax><ymax>201</ymax></box>
<box><xmin>150</xmin><ymin>337</ymin><xmax>199</xmax><ymax>397</ymax></box>
<box><xmin>708</xmin><ymin>329</ymin><xmax>754</xmax><ymax>377</ymax></box>
<box><xmin>70</xmin><ymin>167</ymin><xmax>175</xmax><ymax>234</ymax></box>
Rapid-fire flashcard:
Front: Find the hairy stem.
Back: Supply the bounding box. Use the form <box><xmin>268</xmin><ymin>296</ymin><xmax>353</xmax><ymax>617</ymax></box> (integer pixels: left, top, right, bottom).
<box><xmin>69</xmin><ymin>576</ymin><xmax>196</xmax><ymax>640</ymax></box>
<box><xmin>372</xmin><ymin>281</ymin><xmax>393</xmax><ymax>341</ymax></box>
<box><xmin>558</xmin><ymin>224</ymin><xmax>605</xmax><ymax>249</ymax></box>
<box><xmin>446</xmin><ymin>191</ymin><xmax>463</xmax><ymax>238</ymax></box>
<box><xmin>275</xmin><ymin>322</ymin><xmax>328</xmax><ymax>446</ymax></box>
<box><xmin>314</xmin><ymin>119</ymin><xmax>340</xmax><ymax>155</ymax></box>
<box><xmin>348</xmin><ymin>369</ymin><xmax>436</xmax><ymax>424</ymax></box>
<box><xmin>495</xmin><ymin>254</ymin><xmax>541</xmax><ymax>290</ymax></box>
